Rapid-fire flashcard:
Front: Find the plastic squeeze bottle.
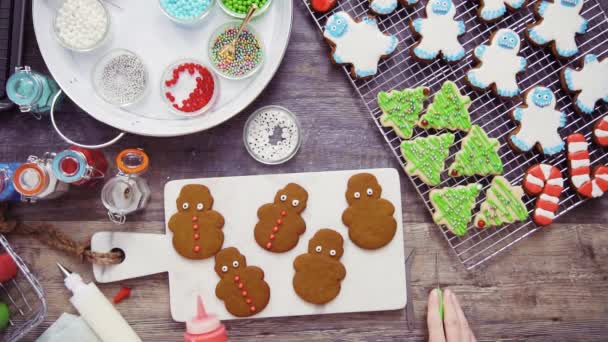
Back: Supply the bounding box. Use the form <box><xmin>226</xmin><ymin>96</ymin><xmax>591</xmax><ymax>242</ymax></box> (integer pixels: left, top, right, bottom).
<box><xmin>185</xmin><ymin>296</ymin><xmax>228</xmax><ymax>342</ymax></box>
<box><xmin>57</xmin><ymin>263</ymin><xmax>142</xmax><ymax>342</ymax></box>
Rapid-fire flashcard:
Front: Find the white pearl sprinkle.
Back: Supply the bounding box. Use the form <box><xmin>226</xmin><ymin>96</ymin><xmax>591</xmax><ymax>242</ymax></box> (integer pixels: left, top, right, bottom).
<box><xmin>55</xmin><ymin>0</ymin><xmax>109</xmax><ymax>50</ymax></box>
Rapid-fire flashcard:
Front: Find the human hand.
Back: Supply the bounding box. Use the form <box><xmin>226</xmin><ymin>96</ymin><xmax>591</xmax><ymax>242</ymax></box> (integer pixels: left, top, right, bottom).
<box><xmin>427</xmin><ymin>288</ymin><xmax>476</xmax><ymax>342</ymax></box>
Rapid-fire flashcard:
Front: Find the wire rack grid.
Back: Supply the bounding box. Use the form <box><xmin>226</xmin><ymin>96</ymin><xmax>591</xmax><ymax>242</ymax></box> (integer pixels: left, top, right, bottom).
<box><xmin>302</xmin><ymin>0</ymin><xmax>608</xmax><ymax>269</ymax></box>
<box><xmin>0</xmin><ymin>235</ymin><xmax>47</xmax><ymax>342</ymax></box>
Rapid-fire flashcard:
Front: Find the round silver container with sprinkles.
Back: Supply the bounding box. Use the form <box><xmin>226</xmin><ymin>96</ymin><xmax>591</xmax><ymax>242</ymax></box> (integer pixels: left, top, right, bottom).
<box><xmin>92</xmin><ymin>49</ymin><xmax>148</xmax><ymax>107</ymax></box>
<box><xmin>243</xmin><ymin>105</ymin><xmax>302</xmax><ymax>165</ymax></box>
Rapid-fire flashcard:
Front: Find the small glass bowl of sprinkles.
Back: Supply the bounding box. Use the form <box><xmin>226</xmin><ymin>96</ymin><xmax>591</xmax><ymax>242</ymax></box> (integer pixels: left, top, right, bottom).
<box><xmin>243</xmin><ymin>105</ymin><xmax>302</xmax><ymax>165</ymax></box>
<box><xmin>208</xmin><ymin>22</ymin><xmax>265</xmax><ymax>80</ymax></box>
<box><xmin>218</xmin><ymin>0</ymin><xmax>273</xmax><ymax>19</ymax></box>
<box><xmin>53</xmin><ymin>0</ymin><xmax>110</xmax><ymax>52</ymax></box>
<box><xmin>161</xmin><ymin>59</ymin><xmax>218</xmax><ymax>117</ymax></box>
<box><xmin>159</xmin><ymin>0</ymin><xmax>215</xmax><ymax>25</ymax></box>
<box><xmin>92</xmin><ymin>49</ymin><xmax>148</xmax><ymax>107</ymax></box>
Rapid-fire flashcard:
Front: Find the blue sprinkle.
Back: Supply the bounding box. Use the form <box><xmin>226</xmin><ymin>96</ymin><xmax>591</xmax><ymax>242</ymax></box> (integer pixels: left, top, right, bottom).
<box><xmin>161</xmin><ymin>0</ymin><xmax>211</xmax><ymax>21</ymax></box>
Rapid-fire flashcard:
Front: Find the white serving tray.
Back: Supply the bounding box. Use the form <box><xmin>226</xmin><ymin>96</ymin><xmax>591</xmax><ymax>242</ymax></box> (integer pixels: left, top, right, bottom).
<box><xmin>91</xmin><ymin>169</ymin><xmax>407</xmax><ymax>321</ymax></box>
<box><xmin>32</xmin><ymin>0</ymin><xmax>293</xmax><ymax>137</ymax></box>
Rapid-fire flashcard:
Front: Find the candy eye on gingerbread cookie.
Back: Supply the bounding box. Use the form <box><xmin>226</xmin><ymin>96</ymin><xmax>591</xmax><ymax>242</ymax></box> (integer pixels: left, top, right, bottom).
<box><xmin>342</xmin><ymin>173</ymin><xmax>397</xmax><ymax>250</ymax></box>
<box><xmin>214</xmin><ymin>247</ymin><xmax>270</xmax><ymax>317</ymax></box>
<box><xmin>255</xmin><ymin>183</ymin><xmax>309</xmax><ymax>253</ymax></box>
<box><xmin>168</xmin><ymin>184</ymin><xmax>225</xmax><ymax>260</ymax></box>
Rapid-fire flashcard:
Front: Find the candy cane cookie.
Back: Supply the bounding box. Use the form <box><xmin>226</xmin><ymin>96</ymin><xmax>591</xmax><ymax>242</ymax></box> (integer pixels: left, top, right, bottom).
<box><xmin>593</xmin><ymin>115</ymin><xmax>608</xmax><ymax>147</ymax></box>
<box><xmin>522</xmin><ymin>164</ymin><xmax>564</xmax><ymax>226</ymax></box>
<box><xmin>566</xmin><ymin>133</ymin><xmax>608</xmax><ymax>198</ymax></box>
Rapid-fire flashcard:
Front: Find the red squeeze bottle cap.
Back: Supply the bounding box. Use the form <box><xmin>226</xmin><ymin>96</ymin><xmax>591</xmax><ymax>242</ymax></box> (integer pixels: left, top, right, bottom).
<box><xmin>186</xmin><ymin>296</ymin><xmax>221</xmax><ymax>335</ymax></box>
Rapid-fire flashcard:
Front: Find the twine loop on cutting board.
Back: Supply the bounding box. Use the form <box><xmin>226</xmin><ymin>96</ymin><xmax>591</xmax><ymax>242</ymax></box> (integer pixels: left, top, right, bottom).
<box><xmin>0</xmin><ymin>204</ymin><xmax>123</xmax><ymax>265</ymax></box>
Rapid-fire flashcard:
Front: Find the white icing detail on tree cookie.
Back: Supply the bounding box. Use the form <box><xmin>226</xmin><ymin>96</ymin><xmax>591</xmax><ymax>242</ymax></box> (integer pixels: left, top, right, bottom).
<box><xmin>466</xmin><ymin>29</ymin><xmax>526</xmax><ymax>98</ymax></box>
<box><xmin>412</xmin><ymin>0</ymin><xmax>466</xmax><ymax>62</ymax></box>
<box><xmin>324</xmin><ymin>12</ymin><xmax>399</xmax><ymax>79</ymax></box>
<box><xmin>527</xmin><ymin>0</ymin><xmax>587</xmax><ymax>58</ymax></box>
<box><xmin>563</xmin><ymin>54</ymin><xmax>608</xmax><ymax>114</ymax></box>
<box><xmin>509</xmin><ymin>86</ymin><xmax>566</xmax><ymax>155</ymax></box>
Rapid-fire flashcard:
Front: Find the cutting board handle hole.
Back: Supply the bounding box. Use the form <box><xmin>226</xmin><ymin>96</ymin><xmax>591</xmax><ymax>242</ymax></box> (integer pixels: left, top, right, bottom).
<box><xmin>110</xmin><ymin>248</ymin><xmax>126</xmax><ymax>264</ymax></box>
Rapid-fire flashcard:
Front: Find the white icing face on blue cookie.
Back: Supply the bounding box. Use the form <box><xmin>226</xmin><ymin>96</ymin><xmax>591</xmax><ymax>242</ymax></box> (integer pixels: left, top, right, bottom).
<box><xmin>323</xmin><ymin>11</ymin><xmax>399</xmax><ymax>79</ymax></box>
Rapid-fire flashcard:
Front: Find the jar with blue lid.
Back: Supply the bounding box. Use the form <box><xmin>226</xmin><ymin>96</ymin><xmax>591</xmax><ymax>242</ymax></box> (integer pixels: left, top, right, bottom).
<box><xmin>6</xmin><ymin>66</ymin><xmax>61</xmax><ymax>115</ymax></box>
<box><xmin>0</xmin><ymin>163</ymin><xmax>22</xmax><ymax>202</ymax></box>
<box><xmin>51</xmin><ymin>147</ymin><xmax>107</xmax><ymax>186</ymax></box>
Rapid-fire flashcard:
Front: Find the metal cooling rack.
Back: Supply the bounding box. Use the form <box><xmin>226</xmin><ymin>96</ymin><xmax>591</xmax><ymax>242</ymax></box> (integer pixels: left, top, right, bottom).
<box><xmin>302</xmin><ymin>0</ymin><xmax>608</xmax><ymax>269</ymax></box>
<box><xmin>0</xmin><ymin>235</ymin><xmax>47</xmax><ymax>342</ymax></box>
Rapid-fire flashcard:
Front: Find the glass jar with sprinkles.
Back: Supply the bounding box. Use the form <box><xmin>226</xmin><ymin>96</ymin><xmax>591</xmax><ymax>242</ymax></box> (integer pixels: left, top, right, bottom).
<box><xmin>93</xmin><ymin>49</ymin><xmax>148</xmax><ymax>107</ymax></box>
<box><xmin>53</xmin><ymin>0</ymin><xmax>110</xmax><ymax>52</ymax></box>
<box><xmin>208</xmin><ymin>22</ymin><xmax>265</xmax><ymax>80</ymax></box>
<box><xmin>218</xmin><ymin>0</ymin><xmax>273</xmax><ymax>18</ymax></box>
<box><xmin>243</xmin><ymin>105</ymin><xmax>302</xmax><ymax>165</ymax></box>
<box><xmin>161</xmin><ymin>59</ymin><xmax>218</xmax><ymax>117</ymax></box>
<box><xmin>159</xmin><ymin>0</ymin><xmax>215</xmax><ymax>25</ymax></box>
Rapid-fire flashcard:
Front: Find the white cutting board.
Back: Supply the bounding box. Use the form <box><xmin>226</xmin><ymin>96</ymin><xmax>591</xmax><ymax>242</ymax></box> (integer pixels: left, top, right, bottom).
<box><xmin>92</xmin><ymin>169</ymin><xmax>406</xmax><ymax>321</ymax></box>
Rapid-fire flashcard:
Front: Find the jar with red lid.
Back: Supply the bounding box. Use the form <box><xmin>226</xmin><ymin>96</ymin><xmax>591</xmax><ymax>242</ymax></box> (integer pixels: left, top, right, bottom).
<box><xmin>13</xmin><ymin>154</ymin><xmax>69</xmax><ymax>202</ymax></box>
<box><xmin>101</xmin><ymin>149</ymin><xmax>151</xmax><ymax>224</ymax></box>
<box><xmin>51</xmin><ymin>146</ymin><xmax>108</xmax><ymax>186</ymax></box>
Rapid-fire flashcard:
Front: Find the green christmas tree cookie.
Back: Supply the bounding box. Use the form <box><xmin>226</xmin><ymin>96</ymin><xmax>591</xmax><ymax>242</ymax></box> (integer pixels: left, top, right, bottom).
<box><xmin>401</xmin><ymin>133</ymin><xmax>455</xmax><ymax>186</ymax></box>
<box><xmin>430</xmin><ymin>183</ymin><xmax>482</xmax><ymax>237</ymax></box>
<box><xmin>378</xmin><ymin>86</ymin><xmax>430</xmax><ymax>139</ymax></box>
<box><xmin>449</xmin><ymin>125</ymin><xmax>503</xmax><ymax>177</ymax></box>
<box><xmin>419</xmin><ymin>81</ymin><xmax>472</xmax><ymax>132</ymax></box>
<box><xmin>473</xmin><ymin>176</ymin><xmax>529</xmax><ymax>228</ymax></box>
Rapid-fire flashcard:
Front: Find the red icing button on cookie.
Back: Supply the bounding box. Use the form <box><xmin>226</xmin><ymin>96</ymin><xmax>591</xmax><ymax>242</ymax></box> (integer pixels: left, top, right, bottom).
<box><xmin>241</xmin><ymin>290</ymin><xmax>248</xmax><ymax>297</ymax></box>
<box><xmin>477</xmin><ymin>220</ymin><xmax>486</xmax><ymax>228</ymax></box>
<box><xmin>272</xmin><ymin>226</ymin><xmax>279</xmax><ymax>233</ymax></box>
<box><xmin>451</xmin><ymin>170</ymin><xmax>458</xmax><ymax>177</ymax></box>
<box><xmin>276</xmin><ymin>219</ymin><xmax>282</xmax><ymax>225</ymax></box>
<box><xmin>246</xmin><ymin>298</ymin><xmax>252</xmax><ymax>304</ymax></box>
<box><xmin>192</xmin><ymin>216</ymin><xmax>198</xmax><ymax>222</ymax></box>
<box><xmin>269</xmin><ymin>234</ymin><xmax>275</xmax><ymax>240</ymax></box>
<box><xmin>192</xmin><ymin>224</ymin><xmax>199</xmax><ymax>230</ymax></box>
<box><xmin>234</xmin><ymin>275</ymin><xmax>240</xmax><ymax>282</ymax></box>
<box><xmin>238</xmin><ymin>283</ymin><xmax>244</xmax><ymax>289</ymax></box>
<box><xmin>249</xmin><ymin>306</ymin><xmax>256</xmax><ymax>312</ymax></box>
<box><xmin>194</xmin><ymin>245</ymin><xmax>201</xmax><ymax>253</ymax></box>
<box><xmin>193</xmin><ymin>233</ymin><xmax>200</xmax><ymax>240</ymax></box>
<box><xmin>266</xmin><ymin>242</ymin><xmax>272</xmax><ymax>249</ymax></box>
<box><xmin>281</xmin><ymin>210</ymin><xmax>286</xmax><ymax>216</ymax></box>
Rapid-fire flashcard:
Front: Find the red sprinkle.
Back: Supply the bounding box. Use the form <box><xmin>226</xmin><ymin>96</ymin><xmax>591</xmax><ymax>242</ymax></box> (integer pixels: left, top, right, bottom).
<box><xmin>113</xmin><ymin>287</ymin><xmax>132</xmax><ymax>304</ymax></box>
<box><xmin>238</xmin><ymin>283</ymin><xmax>244</xmax><ymax>289</ymax></box>
<box><xmin>241</xmin><ymin>291</ymin><xmax>248</xmax><ymax>297</ymax></box>
<box><xmin>192</xmin><ymin>216</ymin><xmax>198</xmax><ymax>222</ymax></box>
<box><xmin>194</xmin><ymin>245</ymin><xmax>201</xmax><ymax>253</ymax></box>
<box><xmin>281</xmin><ymin>210</ymin><xmax>286</xmax><ymax>216</ymax></box>
<box><xmin>246</xmin><ymin>298</ymin><xmax>252</xmax><ymax>304</ymax></box>
<box><xmin>477</xmin><ymin>220</ymin><xmax>486</xmax><ymax>228</ymax></box>
<box><xmin>193</xmin><ymin>233</ymin><xmax>200</xmax><ymax>240</ymax></box>
<box><xmin>266</xmin><ymin>242</ymin><xmax>272</xmax><ymax>249</ymax></box>
<box><xmin>451</xmin><ymin>170</ymin><xmax>458</xmax><ymax>177</ymax></box>
<box><xmin>269</xmin><ymin>234</ymin><xmax>275</xmax><ymax>240</ymax></box>
<box><xmin>272</xmin><ymin>226</ymin><xmax>279</xmax><ymax>233</ymax></box>
<box><xmin>250</xmin><ymin>306</ymin><xmax>256</xmax><ymax>312</ymax></box>
<box><xmin>276</xmin><ymin>219</ymin><xmax>282</xmax><ymax>225</ymax></box>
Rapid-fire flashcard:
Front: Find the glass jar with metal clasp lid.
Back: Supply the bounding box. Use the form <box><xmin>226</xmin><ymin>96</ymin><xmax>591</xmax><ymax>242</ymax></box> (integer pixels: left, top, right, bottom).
<box><xmin>101</xmin><ymin>149</ymin><xmax>151</xmax><ymax>224</ymax></box>
<box><xmin>51</xmin><ymin>146</ymin><xmax>108</xmax><ymax>186</ymax></box>
<box><xmin>0</xmin><ymin>163</ymin><xmax>23</xmax><ymax>202</ymax></box>
<box><xmin>6</xmin><ymin>66</ymin><xmax>61</xmax><ymax>116</ymax></box>
<box><xmin>12</xmin><ymin>154</ymin><xmax>69</xmax><ymax>202</ymax></box>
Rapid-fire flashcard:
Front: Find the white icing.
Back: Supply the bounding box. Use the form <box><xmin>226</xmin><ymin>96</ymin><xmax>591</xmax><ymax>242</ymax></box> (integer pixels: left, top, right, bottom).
<box><xmin>479</xmin><ymin>0</ymin><xmax>525</xmax><ymax>21</ymax></box>
<box><xmin>414</xmin><ymin>1</ymin><xmax>464</xmax><ymax>60</ymax></box>
<box><xmin>571</xmin><ymin>159</ymin><xmax>590</xmax><ymax>168</ymax></box>
<box><xmin>591</xmin><ymin>180</ymin><xmax>604</xmax><ymax>197</ymax></box>
<box><xmin>540</xmin><ymin>193</ymin><xmax>560</xmax><ymax>203</ymax></box>
<box><xmin>526</xmin><ymin>174</ymin><xmax>545</xmax><ymax>187</ymax></box>
<box><xmin>371</xmin><ymin>0</ymin><xmax>398</xmax><ymax>14</ymax></box>
<box><xmin>528</xmin><ymin>0</ymin><xmax>586</xmax><ymax>55</ymax></box>
<box><xmin>547</xmin><ymin>177</ymin><xmax>564</xmax><ymax>186</ymax></box>
<box><xmin>597</xmin><ymin>173</ymin><xmax>608</xmax><ymax>181</ymax></box>
<box><xmin>324</xmin><ymin>12</ymin><xmax>398</xmax><ymax>78</ymax></box>
<box><xmin>572</xmin><ymin>174</ymin><xmax>590</xmax><ymax>188</ymax></box>
<box><xmin>595</xmin><ymin>129</ymin><xmax>608</xmax><ymax>138</ymax></box>
<box><xmin>535</xmin><ymin>208</ymin><xmax>556</xmax><ymax>219</ymax></box>
<box><xmin>512</xmin><ymin>88</ymin><xmax>564</xmax><ymax>153</ymax></box>
<box><xmin>540</xmin><ymin>163</ymin><xmax>553</xmax><ymax>180</ymax></box>
<box><xmin>568</xmin><ymin>141</ymin><xmax>588</xmax><ymax>152</ymax></box>
<box><xmin>468</xmin><ymin>29</ymin><xmax>524</xmax><ymax>95</ymax></box>
<box><xmin>566</xmin><ymin>56</ymin><xmax>608</xmax><ymax>112</ymax></box>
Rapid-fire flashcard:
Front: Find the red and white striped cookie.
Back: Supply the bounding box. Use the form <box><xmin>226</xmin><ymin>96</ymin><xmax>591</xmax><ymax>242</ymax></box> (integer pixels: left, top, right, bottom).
<box><xmin>594</xmin><ymin>115</ymin><xmax>608</xmax><ymax>147</ymax></box>
<box><xmin>566</xmin><ymin>133</ymin><xmax>608</xmax><ymax>198</ymax></box>
<box><xmin>522</xmin><ymin>164</ymin><xmax>564</xmax><ymax>226</ymax></box>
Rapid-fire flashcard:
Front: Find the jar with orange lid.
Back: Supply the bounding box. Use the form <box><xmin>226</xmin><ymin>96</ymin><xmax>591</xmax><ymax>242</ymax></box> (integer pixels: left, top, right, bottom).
<box><xmin>101</xmin><ymin>149</ymin><xmax>151</xmax><ymax>224</ymax></box>
<box><xmin>13</xmin><ymin>154</ymin><xmax>69</xmax><ymax>202</ymax></box>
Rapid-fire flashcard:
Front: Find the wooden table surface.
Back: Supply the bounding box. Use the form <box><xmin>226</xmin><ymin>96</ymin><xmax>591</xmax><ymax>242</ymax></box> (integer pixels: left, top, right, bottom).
<box><xmin>2</xmin><ymin>1</ymin><xmax>608</xmax><ymax>341</ymax></box>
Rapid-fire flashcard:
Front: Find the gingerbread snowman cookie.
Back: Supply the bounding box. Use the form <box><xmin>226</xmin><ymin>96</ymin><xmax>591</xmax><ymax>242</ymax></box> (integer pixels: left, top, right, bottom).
<box><xmin>254</xmin><ymin>183</ymin><xmax>308</xmax><ymax>253</ymax></box>
<box><xmin>342</xmin><ymin>173</ymin><xmax>397</xmax><ymax>250</ymax></box>
<box><xmin>168</xmin><ymin>184</ymin><xmax>225</xmax><ymax>260</ymax></box>
<box><xmin>215</xmin><ymin>247</ymin><xmax>270</xmax><ymax>317</ymax></box>
<box><xmin>293</xmin><ymin>229</ymin><xmax>346</xmax><ymax>305</ymax></box>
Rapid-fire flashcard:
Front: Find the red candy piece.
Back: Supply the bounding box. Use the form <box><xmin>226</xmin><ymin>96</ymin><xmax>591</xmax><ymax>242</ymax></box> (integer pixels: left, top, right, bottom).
<box><xmin>276</xmin><ymin>219</ymin><xmax>282</xmax><ymax>225</ymax></box>
<box><xmin>0</xmin><ymin>253</ymin><xmax>18</xmax><ymax>283</ymax></box>
<box><xmin>193</xmin><ymin>233</ymin><xmax>200</xmax><ymax>240</ymax></box>
<box><xmin>113</xmin><ymin>287</ymin><xmax>132</xmax><ymax>304</ymax></box>
<box><xmin>241</xmin><ymin>290</ymin><xmax>248</xmax><ymax>297</ymax></box>
<box><xmin>192</xmin><ymin>216</ymin><xmax>198</xmax><ymax>222</ymax></box>
<box><xmin>311</xmin><ymin>0</ymin><xmax>337</xmax><ymax>13</ymax></box>
<box><xmin>234</xmin><ymin>275</ymin><xmax>240</xmax><ymax>282</ymax></box>
<box><xmin>246</xmin><ymin>298</ymin><xmax>252</xmax><ymax>304</ymax></box>
<box><xmin>280</xmin><ymin>210</ymin><xmax>286</xmax><ymax>216</ymax></box>
<box><xmin>192</xmin><ymin>224</ymin><xmax>199</xmax><ymax>230</ymax></box>
<box><xmin>269</xmin><ymin>234</ymin><xmax>275</xmax><ymax>240</ymax></box>
<box><xmin>451</xmin><ymin>170</ymin><xmax>458</xmax><ymax>177</ymax></box>
<box><xmin>477</xmin><ymin>220</ymin><xmax>486</xmax><ymax>228</ymax></box>
<box><xmin>194</xmin><ymin>245</ymin><xmax>201</xmax><ymax>253</ymax></box>
<box><xmin>265</xmin><ymin>242</ymin><xmax>272</xmax><ymax>249</ymax></box>
<box><xmin>238</xmin><ymin>283</ymin><xmax>244</xmax><ymax>289</ymax></box>
<box><xmin>249</xmin><ymin>306</ymin><xmax>256</xmax><ymax>312</ymax></box>
<box><xmin>272</xmin><ymin>226</ymin><xmax>279</xmax><ymax>233</ymax></box>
